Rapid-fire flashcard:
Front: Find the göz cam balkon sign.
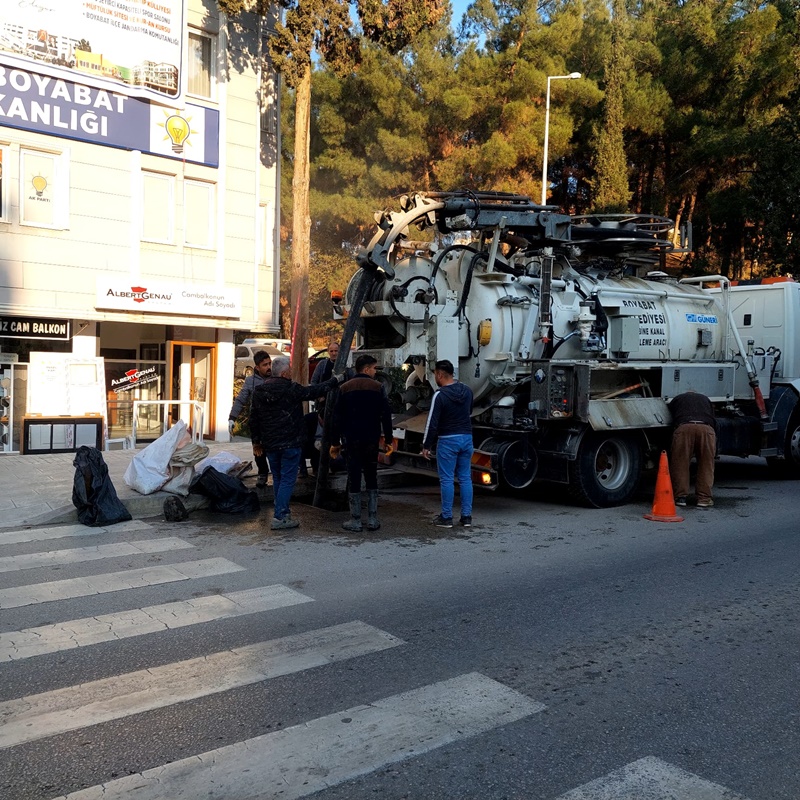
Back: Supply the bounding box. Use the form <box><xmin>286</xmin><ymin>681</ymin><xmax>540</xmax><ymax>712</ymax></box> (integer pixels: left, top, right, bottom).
<box><xmin>0</xmin><ymin>315</ymin><xmax>71</xmax><ymax>340</ymax></box>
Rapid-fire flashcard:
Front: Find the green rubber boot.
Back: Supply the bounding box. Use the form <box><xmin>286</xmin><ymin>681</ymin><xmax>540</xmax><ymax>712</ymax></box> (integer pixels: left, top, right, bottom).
<box><xmin>366</xmin><ymin>490</ymin><xmax>380</xmax><ymax>531</ymax></box>
<box><xmin>342</xmin><ymin>493</ymin><xmax>363</xmax><ymax>532</ymax></box>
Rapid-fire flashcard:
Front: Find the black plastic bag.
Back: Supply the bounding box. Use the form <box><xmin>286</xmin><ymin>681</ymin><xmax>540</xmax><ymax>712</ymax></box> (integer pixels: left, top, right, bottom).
<box><xmin>189</xmin><ymin>467</ymin><xmax>260</xmax><ymax>513</ymax></box>
<box><xmin>72</xmin><ymin>446</ymin><xmax>133</xmax><ymax>527</ymax></box>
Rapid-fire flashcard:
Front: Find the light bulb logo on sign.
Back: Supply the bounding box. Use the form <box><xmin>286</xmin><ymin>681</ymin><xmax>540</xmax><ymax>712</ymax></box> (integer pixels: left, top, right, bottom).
<box><xmin>151</xmin><ymin>107</ymin><xmax>203</xmax><ymax>161</ymax></box>
<box><xmin>164</xmin><ymin>113</ymin><xmax>192</xmax><ymax>153</ymax></box>
<box><xmin>31</xmin><ymin>174</ymin><xmax>48</xmax><ymax>197</ymax></box>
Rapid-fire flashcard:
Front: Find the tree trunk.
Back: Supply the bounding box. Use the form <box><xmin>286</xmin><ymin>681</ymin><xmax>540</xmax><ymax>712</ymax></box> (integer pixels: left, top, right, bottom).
<box><xmin>672</xmin><ymin>195</ymin><xmax>686</xmax><ymax>248</ymax></box>
<box><xmin>290</xmin><ymin>65</ymin><xmax>312</xmax><ymax>385</ymax></box>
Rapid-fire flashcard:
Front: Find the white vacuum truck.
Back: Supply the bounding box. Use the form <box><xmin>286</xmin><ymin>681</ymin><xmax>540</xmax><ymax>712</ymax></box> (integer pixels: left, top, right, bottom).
<box><xmin>335</xmin><ymin>191</ymin><xmax>800</xmax><ymax>507</ymax></box>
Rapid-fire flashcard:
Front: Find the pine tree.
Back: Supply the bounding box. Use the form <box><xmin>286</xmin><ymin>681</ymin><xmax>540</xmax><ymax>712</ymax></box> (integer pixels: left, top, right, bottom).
<box><xmin>219</xmin><ymin>0</ymin><xmax>444</xmax><ymax>382</ymax></box>
<box><xmin>591</xmin><ymin>0</ymin><xmax>630</xmax><ymax>212</ymax></box>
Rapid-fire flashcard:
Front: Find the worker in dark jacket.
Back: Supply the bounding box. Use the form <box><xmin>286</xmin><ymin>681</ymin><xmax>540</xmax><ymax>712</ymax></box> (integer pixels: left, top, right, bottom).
<box><xmin>335</xmin><ymin>354</ymin><xmax>393</xmax><ymax>532</ymax></box>
<box><xmin>228</xmin><ymin>349</ymin><xmax>271</xmax><ymax>487</ymax></box>
<box><xmin>311</xmin><ymin>340</ymin><xmax>355</xmax><ymax>413</ymax></box>
<box><xmin>422</xmin><ymin>359</ymin><xmax>474</xmax><ymax>528</ymax></box>
<box><xmin>310</xmin><ymin>340</ymin><xmax>340</xmax><ymax>385</ymax></box>
<box><xmin>669</xmin><ymin>390</ymin><xmax>717</xmax><ymax>508</ymax></box>
<box><xmin>250</xmin><ymin>356</ymin><xmax>340</xmax><ymax>529</ymax></box>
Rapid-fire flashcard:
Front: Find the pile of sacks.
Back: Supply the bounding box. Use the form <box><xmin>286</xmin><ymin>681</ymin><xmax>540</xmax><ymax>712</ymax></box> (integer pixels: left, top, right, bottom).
<box><xmin>123</xmin><ymin>421</ymin><xmax>259</xmax><ymax>516</ymax></box>
<box><xmin>123</xmin><ymin>420</ymin><xmax>209</xmax><ymax>496</ymax></box>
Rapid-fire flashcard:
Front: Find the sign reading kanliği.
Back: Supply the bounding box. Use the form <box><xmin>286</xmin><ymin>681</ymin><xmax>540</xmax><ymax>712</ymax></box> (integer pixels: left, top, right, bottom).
<box><xmin>0</xmin><ymin>0</ymin><xmax>185</xmax><ymax>105</ymax></box>
<box><xmin>0</xmin><ymin>66</ymin><xmax>219</xmax><ymax>167</ymax></box>
<box><xmin>95</xmin><ymin>277</ymin><xmax>242</xmax><ymax>318</ymax></box>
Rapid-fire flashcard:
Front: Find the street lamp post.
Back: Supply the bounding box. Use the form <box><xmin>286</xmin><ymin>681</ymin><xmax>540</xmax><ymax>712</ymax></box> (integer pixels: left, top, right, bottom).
<box><xmin>541</xmin><ymin>72</ymin><xmax>581</xmax><ymax>206</ymax></box>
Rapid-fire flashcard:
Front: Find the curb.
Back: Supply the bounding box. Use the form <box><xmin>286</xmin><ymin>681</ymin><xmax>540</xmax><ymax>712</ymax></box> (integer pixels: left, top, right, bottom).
<box><xmin>1</xmin><ymin>469</ymin><xmax>415</xmax><ymax>529</ymax></box>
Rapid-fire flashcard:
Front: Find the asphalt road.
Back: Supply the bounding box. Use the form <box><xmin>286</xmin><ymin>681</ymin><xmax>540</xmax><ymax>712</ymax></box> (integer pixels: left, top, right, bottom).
<box><xmin>1</xmin><ymin>457</ymin><xmax>798</xmax><ymax>799</ymax></box>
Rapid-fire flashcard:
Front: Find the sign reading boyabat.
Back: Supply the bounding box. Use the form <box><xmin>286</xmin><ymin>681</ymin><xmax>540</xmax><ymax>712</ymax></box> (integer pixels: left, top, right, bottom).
<box><xmin>0</xmin><ymin>0</ymin><xmax>184</xmax><ymax>105</ymax></box>
<box><xmin>96</xmin><ymin>277</ymin><xmax>242</xmax><ymax>318</ymax></box>
<box><xmin>0</xmin><ymin>315</ymin><xmax>71</xmax><ymax>340</ymax></box>
<box><xmin>0</xmin><ymin>65</ymin><xmax>219</xmax><ymax>166</ymax></box>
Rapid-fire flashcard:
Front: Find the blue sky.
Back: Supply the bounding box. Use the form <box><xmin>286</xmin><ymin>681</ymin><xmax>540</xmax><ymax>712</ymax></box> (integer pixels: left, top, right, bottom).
<box><xmin>451</xmin><ymin>0</ymin><xmax>471</xmax><ymax>20</ymax></box>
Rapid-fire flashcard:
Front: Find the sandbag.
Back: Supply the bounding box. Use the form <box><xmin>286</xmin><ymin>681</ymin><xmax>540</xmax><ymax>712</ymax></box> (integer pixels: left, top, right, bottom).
<box><xmin>189</xmin><ymin>466</ymin><xmax>260</xmax><ymax>513</ymax></box>
<box><xmin>195</xmin><ymin>451</ymin><xmax>249</xmax><ymax>476</ymax></box>
<box><xmin>72</xmin><ymin>446</ymin><xmax>132</xmax><ymax>527</ymax></box>
<box><xmin>163</xmin><ymin>496</ymin><xmax>189</xmax><ymax>522</ymax></box>
<box><xmin>124</xmin><ymin>421</ymin><xmax>209</xmax><ymax>496</ymax></box>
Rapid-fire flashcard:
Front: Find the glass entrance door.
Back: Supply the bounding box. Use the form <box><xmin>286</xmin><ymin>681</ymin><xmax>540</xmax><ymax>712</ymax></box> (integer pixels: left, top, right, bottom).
<box><xmin>169</xmin><ymin>342</ymin><xmax>216</xmax><ymax>439</ymax></box>
<box><xmin>191</xmin><ymin>346</ymin><xmax>215</xmax><ymax>438</ymax></box>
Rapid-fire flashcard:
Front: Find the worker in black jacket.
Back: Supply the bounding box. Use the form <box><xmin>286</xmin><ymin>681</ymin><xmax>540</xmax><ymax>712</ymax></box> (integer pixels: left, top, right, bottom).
<box><xmin>250</xmin><ymin>356</ymin><xmax>340</xmax><ymax>530</ymax></box>
<box><xmin>335</xmin><ymin>354</ymin><xmax>393</xmax><ymax>532</ymax></box>
<box><xmin>228</xmin><ymin>350</ymin><xmax>271</xmax><ymax>487</ymax></box>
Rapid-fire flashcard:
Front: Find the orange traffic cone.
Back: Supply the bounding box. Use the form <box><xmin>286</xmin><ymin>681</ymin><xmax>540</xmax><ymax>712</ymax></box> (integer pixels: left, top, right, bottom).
<box><xmin>643</xmin><ymin>450</ymin><xmax>684</xmax><ymax>522</ymax></box>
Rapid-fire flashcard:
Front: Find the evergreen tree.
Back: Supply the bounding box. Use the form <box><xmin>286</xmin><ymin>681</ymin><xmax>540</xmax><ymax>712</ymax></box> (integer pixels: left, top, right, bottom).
<box><xmin>219</xmin><ymin>0</ymin><xmax>444</xmax><ymax>381</ymax></box>
<box><xmin>591</xmin><ymin>0</ymin><xmax>630</xmax><ymax>212</ymax></box>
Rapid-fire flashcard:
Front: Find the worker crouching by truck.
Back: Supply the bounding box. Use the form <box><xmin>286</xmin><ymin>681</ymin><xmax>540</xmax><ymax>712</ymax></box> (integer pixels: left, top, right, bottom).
<box><xmin>669</xmin><ymin>391</ymin><xmax>717</xmax><ymax>509</ymax></box>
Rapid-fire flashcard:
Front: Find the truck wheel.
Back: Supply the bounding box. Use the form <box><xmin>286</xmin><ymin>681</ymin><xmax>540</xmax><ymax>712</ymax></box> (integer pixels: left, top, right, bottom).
<box><xmin>767</xmin><ymin>409</ymin><xmax>800</xmax><ymax>478</ymax></box>
<box><xmin>569</xmin><ymin>431</ymin><xmax>642</xmax><ymax>507</ymax></box>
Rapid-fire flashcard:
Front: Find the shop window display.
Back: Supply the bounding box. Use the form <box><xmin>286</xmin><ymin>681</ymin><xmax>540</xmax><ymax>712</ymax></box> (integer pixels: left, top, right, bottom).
<box><xmin>105</xmin><ymin>360</ymin><xmax>167</xmax><ymax>443</ymax></box>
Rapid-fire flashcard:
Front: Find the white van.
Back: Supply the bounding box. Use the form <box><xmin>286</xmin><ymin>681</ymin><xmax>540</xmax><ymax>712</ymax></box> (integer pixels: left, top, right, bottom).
<box><xmin>234</xmin><ymin>338</ymin><xmax>317</xmax><ymax>378</ymax></box>
<box><xmin>234</xmin><ymin>342</ymin><xmax>283</xmax><ymax>378</ymax></box>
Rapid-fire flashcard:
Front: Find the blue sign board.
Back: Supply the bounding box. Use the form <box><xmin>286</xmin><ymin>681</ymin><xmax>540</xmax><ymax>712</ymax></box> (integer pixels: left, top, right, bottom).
<box><xmin>0</xmin><ymin>62</ymin><xmax>219</xmax><ymax>167</ymax></box>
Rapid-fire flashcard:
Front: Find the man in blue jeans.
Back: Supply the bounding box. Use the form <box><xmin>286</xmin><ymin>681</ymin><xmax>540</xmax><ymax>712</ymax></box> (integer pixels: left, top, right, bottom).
<box><xmin>422</xmin><ymin>359</ymin><xmax>474</xmax><ymax>528</ymax></box>
<box><xmin>250</xmin><ymin>356</ymin><xmax>341</xmax><ymax>529</ymax></box>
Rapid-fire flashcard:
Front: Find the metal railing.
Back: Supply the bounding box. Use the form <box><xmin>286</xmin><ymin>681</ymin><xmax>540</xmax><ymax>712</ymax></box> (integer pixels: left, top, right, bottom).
<box><xmin>131</xmin><ymin>400</ymin><xmax>205</xmax><ymax>447</ymax></box>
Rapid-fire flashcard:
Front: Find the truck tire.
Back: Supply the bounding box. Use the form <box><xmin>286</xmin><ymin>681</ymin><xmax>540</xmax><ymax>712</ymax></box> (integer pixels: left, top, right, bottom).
<box><xmin>568</xmin><ymin>431</ymin><xmax>642</xmax><ymax>507</ymax></box>
<box><xmin>767</xmin><ymin>409</ymin><xmax>800</xmax><ymax>478</ymax></box>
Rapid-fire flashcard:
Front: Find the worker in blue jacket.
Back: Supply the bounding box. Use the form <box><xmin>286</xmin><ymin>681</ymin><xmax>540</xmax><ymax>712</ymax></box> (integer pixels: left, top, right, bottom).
<box><xmin>422</xmin><ymin>359</ymin><xmax>474</xmax><ymax>528</ymax></box>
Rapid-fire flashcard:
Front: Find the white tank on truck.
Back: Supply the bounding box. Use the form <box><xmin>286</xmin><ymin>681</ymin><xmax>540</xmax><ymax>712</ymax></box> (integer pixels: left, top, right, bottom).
<box><xmin>335</xmin><ymin>191</ymin><xmax>800</xmax><ymax>507</ymax></box>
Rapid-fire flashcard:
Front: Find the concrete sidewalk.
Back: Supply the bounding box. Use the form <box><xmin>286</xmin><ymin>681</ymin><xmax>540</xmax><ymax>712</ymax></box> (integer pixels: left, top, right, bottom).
<box><xmin>0</xmin><ymin>438</ymin><xmax>413</xmax><ymax>529</ymax></box>
<box><xmin>0</xmin><ymin>440</ymin><xmax>258</xmax><ymax>530</ymax></box>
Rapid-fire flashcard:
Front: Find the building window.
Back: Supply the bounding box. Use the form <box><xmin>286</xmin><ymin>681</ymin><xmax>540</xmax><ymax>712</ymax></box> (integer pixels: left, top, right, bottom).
<box><xmin>258</xmin><ymin>201</ymin><xmax>274</xmax><ymax>266</ymax></box>
<box><xmin>260</xmin><ymin>39</ymin><xmax>278</xmax><ymax>138</ymax></box>
<box><xmin>184</xmin><ymin>179</ymin><xmax>215</xmax><ymax>249</ymax></box>
<box><xmin>188</xmin><ymin>31</ymin><xmax>215</xmax><ymax>99</ymax></box>
<box><xmin>20</xmin><ymin>149</ymin><xmax>69</xmax><ymax>229</ymax></box>
<box><xmin>141</xmin><ymin>171</ymin><xmax>175</xmax><ymax>244</ymax></box>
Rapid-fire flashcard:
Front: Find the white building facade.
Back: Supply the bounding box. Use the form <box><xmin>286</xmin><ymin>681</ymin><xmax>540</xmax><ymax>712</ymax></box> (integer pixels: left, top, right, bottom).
<box><xmin>0</xmin><ymin>0</ymin><xmax>280</xmax><ymax>451</ymax></box>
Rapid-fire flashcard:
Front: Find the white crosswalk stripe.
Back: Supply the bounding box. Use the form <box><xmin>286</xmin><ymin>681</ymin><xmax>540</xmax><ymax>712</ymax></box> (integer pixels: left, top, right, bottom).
<box><xmin>556</xmin><ymin>756</ymin><xmax>751</xmax><ymax>799</ymax></box>
<box><xmin>0</xmin><ymin>557</ymin><xmax>244</xmax><ymax>608</ymax></box>
<box><xmin>0</xmin><ymin>620</ymin><xmax>403</xmax><ymax>748</ymax></box>
<box><xmin>53</xmin><ymin>672</ymin><xmax>545</xmax><ymax>800</ymax></box>
<box><xmin>0</xmin><ymin>536</ymin><xmax>194</xmax><ymax>573</ymax></box>
<box><xmin>0</xmin><ymin>519</ymin><xmax>152</xmax><ymax>546</ymax></box>
<box><xmin>0</xmin><ymin>585</ymin><xmax>313</xmax><ymax>661</ymax></box>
